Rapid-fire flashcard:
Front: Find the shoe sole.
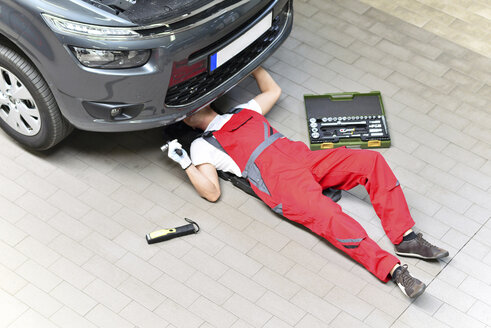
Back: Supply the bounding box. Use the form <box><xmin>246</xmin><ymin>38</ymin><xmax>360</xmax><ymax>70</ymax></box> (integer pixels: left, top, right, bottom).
<box><xmin>395</xmin><ymin>251</ymin><xmax>449</xmax><ymax>260</ymax></box>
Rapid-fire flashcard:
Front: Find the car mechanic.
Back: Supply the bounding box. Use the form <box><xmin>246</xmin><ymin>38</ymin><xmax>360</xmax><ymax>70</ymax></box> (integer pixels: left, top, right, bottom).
<box><xmin>166</xmin><ymin>66</ymin><xmax>449</xmax><ymax>299</ymax></box>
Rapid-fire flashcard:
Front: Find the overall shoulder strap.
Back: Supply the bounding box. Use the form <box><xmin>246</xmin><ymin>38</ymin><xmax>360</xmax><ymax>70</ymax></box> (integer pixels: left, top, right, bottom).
<box><xmin>228</xmin><ymin>107</ymin><xmax>244</xmax><ymax>114</ymax></box>
<box><xmin>200</xmin><ymin>108</ymin><xmax>245</xmax><ymax>152</ymax></box>
<box><xmin>201</xmin><ymin>131</ymin><xmax>226</xmax><ymax>153</ymax></box>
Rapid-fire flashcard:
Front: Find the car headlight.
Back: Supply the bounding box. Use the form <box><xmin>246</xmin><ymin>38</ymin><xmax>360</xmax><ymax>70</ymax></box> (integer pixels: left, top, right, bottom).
<box><xmin>42</xmin><ymin>13</ymin><xmax>141</xmax><ymax>40</ymax></box>
<box><xmin>69</xmin><ymin>46</ymin><xmax>151</xmax><ymax>69</ymax></box>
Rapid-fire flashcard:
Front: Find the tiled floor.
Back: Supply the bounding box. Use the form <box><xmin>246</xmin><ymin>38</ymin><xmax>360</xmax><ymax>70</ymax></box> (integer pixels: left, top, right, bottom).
<box><xmin>358</xmin><ymin>0</ymin><xmax>491</xmax><ymax>58</ymax></box>
<box><xmin>1</xmin><ymin>0</ymin><xmax>490</xmax><ymax>327</ymax></box>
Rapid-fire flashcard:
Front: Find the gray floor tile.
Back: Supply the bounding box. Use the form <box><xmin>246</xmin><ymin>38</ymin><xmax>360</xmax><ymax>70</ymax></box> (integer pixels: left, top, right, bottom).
<box><xmin>1</xmin><ymin>1</ymin><xmax>491</xmax><ymax>327</ymax></box>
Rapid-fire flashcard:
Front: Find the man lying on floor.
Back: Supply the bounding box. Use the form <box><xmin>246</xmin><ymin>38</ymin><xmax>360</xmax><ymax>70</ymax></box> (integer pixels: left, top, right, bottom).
<box><xmin>166</xmin><ymin>66</ymin><xmax>449</xmax><ymax>299</ymax></box>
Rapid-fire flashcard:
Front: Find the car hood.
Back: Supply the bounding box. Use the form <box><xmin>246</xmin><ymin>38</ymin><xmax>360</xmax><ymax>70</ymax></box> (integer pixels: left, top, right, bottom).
<box><xmin>122</xmin><ymin>0</ymin><xmax>217</xmax><ymax>25</ymax></box>
<box><xmin>86</xmin><ymin>0</ymin><xmax>229</xmax><ymax>26</ymax></box>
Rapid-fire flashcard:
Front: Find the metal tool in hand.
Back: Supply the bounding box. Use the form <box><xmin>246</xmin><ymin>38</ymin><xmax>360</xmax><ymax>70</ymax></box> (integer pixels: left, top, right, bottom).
<box><xmin>161</xmin><ymin>141</ymin><xmax>183</xmax><ymax>156</ymax></box>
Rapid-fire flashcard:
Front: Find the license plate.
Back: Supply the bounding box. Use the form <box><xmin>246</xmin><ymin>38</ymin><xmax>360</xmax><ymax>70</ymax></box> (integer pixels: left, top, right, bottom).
<box><xmin>210</xmin><ymin>12</ymin><xmax>272</xmax><ymax>71</ymax></box>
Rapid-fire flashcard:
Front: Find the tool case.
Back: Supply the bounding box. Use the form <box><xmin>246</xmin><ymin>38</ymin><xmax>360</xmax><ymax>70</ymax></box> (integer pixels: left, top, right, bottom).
<box><xmin>304</xmin><ymin>91</ymin><xmax>391</xmax><ymax>150</ymax></box>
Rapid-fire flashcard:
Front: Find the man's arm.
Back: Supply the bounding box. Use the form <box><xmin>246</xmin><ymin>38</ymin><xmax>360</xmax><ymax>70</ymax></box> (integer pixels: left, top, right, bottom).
<box><xmin>185</xmin><ymin>163</ymin><xmax>221</xmax><ymax>202</ymax></box>
<box><xmin>167</xmin><ymin>140</ymin><xmax>221</xmax><ymax>202</ymax></box>
<box><xmin>252</xmin><ymin>67</ymin><xmax>281</xmax><ymax>115</ymax></box>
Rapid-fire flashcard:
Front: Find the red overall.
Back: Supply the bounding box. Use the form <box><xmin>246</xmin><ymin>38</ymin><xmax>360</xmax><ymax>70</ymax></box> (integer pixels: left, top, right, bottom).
<box><xmin>212</xmin><ymin>109</ymin><xmax>415</xmax><ymax>281</ymax></box>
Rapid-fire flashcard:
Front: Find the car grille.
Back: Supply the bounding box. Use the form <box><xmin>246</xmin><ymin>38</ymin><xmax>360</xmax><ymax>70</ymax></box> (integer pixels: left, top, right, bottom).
<box><xmin>165</xmin><ymin>11</ymin><xmax>284</xmax><ymax>107</ymax></box>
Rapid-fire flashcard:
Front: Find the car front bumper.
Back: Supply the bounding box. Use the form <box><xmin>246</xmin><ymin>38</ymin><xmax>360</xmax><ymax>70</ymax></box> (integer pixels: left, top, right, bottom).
<box><xmin>32</xmin><ymin>0</ymin><xmax>293</xmax><ymax>132</ymax></box>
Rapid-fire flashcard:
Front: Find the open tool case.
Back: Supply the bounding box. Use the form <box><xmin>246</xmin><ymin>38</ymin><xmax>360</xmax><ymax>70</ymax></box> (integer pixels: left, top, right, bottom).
<box><xmin>304</xmin><ymin>91</ymin><xmax>391</xmax><ymax>150</ymax></box>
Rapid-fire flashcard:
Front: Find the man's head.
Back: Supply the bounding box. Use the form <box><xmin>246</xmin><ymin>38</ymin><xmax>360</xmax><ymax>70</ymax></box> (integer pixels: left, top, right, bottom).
<box><xmin>183</xmin><ymin>104</ymin><xmax>217</xmax><ymax>130</ymax></box>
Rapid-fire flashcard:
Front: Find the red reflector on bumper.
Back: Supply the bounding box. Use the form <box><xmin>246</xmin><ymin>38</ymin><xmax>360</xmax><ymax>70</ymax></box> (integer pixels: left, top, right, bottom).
<box><xmin>168</xmin><ymin>59</ymin><xmax>207</xmax><ymax>88</ymax></box>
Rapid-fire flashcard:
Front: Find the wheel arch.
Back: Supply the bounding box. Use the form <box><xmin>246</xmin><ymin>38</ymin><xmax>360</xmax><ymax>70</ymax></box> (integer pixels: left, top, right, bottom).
<box><xmin>0</xmin><ymin>32</ymin><xmax>37</xmax><ymax>70</ymax></box>
<box><xmin>0</xmin><ymin>32</ymin><xmax>73</xmax><ymax>150</ymax></box>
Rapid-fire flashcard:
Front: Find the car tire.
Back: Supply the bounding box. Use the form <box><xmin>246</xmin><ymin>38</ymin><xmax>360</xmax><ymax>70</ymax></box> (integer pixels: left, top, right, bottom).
<box><xmin>0</xmin><ymin>44</ymin><xmax>72</xmax><ymax>150</ymax></box>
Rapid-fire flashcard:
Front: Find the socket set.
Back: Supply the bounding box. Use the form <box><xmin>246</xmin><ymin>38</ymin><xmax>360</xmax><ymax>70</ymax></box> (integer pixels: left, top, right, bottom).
<box><xmin>304</xmin><ymin>92</ymin><xmax>391</xmax><ymax>150</ymax></box>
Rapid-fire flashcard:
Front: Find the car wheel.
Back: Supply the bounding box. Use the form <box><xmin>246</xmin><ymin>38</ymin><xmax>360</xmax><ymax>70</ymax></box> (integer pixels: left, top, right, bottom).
<box><xmin>0</xmin><ymin>44</ymin><xmax>72</xmax><ymax>150</ymax></box>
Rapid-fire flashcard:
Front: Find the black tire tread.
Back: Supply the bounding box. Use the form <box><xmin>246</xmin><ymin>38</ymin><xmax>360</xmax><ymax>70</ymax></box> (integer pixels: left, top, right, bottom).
<box><xmin>0</xmin><ymin>44</ymin><xmax>72</xmax><ymax>150</ymax></box>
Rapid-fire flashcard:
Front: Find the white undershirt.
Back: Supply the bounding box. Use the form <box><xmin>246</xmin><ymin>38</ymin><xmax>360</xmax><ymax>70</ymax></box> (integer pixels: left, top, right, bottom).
<box><xmin>190</xmin><ymin>99</ymin><xmax>262</xmax><ymax>177</ymax></box>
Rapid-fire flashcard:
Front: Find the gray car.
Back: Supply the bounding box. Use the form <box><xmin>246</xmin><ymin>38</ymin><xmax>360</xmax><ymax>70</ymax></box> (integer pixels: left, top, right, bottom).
<box><xmin>0</xmin><ymin>0</ymin><xmax>293</xmax><ymax>150</ymax></box>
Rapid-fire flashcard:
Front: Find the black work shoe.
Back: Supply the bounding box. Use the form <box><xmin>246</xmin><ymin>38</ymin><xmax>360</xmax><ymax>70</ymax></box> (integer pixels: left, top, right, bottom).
<box><xmin>393</xmin><ymin>264</ymin><xmax>426</xmax><ymax>299</ymax></box>
<box><xmin>395</xmin><ymin>233</ymin><xmax>449</xmax><ymax>260</ymax></box>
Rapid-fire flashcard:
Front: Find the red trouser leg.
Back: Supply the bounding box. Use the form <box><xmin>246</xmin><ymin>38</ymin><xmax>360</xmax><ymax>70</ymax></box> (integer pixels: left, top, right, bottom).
<box><xmin>309</xmin><ymin>147</ymin><xmax>415</xmax><ymax>245</ymax></box>
<box><xmin>258</xmin><ymin>142</ymin><xmax>413</xmax><ymax>281</ymax></box>
<box><xmin>278</xmin><ymin>168</ymin><xmax>400</xmax><ymax>282</ymax></box>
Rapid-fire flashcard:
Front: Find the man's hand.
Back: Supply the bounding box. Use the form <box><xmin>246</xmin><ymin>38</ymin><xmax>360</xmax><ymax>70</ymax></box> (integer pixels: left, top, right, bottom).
<box><xmin>167</xmin><ymin>140</ymin><xmax>192</xmax><ymax>170</ymax></box>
